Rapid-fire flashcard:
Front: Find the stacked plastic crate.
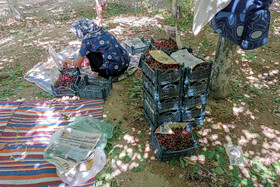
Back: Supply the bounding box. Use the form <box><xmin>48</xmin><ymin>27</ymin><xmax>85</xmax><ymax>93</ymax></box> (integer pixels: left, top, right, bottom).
<box><xmin>140</xmin><ymin>43</ymin><xmax>198</xmax><ymax>161</ymax></box>
<box><xmin>140</xmin><ymin>40</ymin><xmax>212</xmax><ymax>161</ymax></box>
<box><xmin>171</xmin><ymin>50</ymin><xmax>213</xmax><ymax>129</ymax></box>
<box><xmin>181</xmin><ymin>62</ymin><xmax>213</xmax><ymax>127</ymax></box>
<box><xmin>141</xmin><ymin>45</ymin><xmax>183</xmax><ymax>132</ymax></box>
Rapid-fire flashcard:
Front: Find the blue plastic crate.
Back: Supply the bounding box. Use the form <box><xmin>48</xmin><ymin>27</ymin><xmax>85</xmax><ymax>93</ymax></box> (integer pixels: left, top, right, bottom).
<box><xmin>52</xmin><ymin>85</ymin><xmax>76</xmax><ymax>97</ymax></box>
<box><xmin>150</xmin><ymin>133</ymin><xmax>198</xmax><ymax>161</ymax></box>
<box><xmin>182</xmin><ymin>94</ymin><xmax>207</xmax><ymax>109</ymax></box>
<box><xmin>141</xmin><ymin>58</ymin><xmax>183</xmax><ymax>85</ymax></box>
<box><xmin>124</xmin><ymin>37</ymin><xmax>149</xmax><ymax>55</ymax></box>
<box><xmin>143</xmin><ymin>109</ymin><xmax>157</xmax><ymax>132</ymax></box>
<box><xmin>73</xmin><ymin>75</ymin><xmax>112</xmax><ymax>100</ymax></box>
<box><xmin>181</xmin><ymin>105</ymin><xmax>206</xmax><ymax>122</ymax></box>
<box><xmin>142</xmin><ymin>74</ymin><xmax>181</xmax><ymax>100</ymax></box>
<box><xmin>143</xmin><ymin>90</ymin><xmax>180</xmax><ymax>113</ymax></box>
<box><xmin>185</xmin><ymin>61</ymin><xmax>213</xmax><ymax>82</ymax></box>
<box><xmin>184</xmin><ymin>80</ymin><xmax>208</xmax><ymax>97</ymax></box>
<box><xmin>52</xmin><ymin>67</ymin><xmax>80</xmax><ymax>97</ymax></box>
<box><xmin>184</xmin><ymin>117</ymin><xmax>205</xmax><ymax>131</ymax></box>
<box><xmin>143</xmin><ymin>99</ymin><xmax>180</xmax><ymax>129</ymax></box>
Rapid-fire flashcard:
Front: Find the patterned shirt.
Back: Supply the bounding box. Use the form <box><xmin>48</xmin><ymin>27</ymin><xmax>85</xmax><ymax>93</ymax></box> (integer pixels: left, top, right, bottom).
<box><xmin>79</xmin><ymin>31</ymin><xmax>130</xmax><ymax>75</ymax></box>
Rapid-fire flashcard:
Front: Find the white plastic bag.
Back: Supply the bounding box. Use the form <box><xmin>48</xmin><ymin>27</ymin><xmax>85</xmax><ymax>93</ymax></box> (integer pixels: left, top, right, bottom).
<box><xmin>49</xmin><ymin>45</ymin><xmax>63</xmax><ymax>71</ymax></box>
<box><xmin>44</xmin><ymin>117</ymin><xmax>114</xmax><ymax>186</ymax></box>
<box><xmin>57</xmin><ymin>147</ymin><xmax>106</xmax><ymax>187</ymax></box>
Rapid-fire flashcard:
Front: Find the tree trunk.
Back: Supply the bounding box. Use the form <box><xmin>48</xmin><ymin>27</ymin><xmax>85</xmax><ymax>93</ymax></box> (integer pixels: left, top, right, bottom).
<box><xmin>8</xmin><ymin>0</ymin><xmax>22</xmax><ymax>20</ymax></box>
<box><xmin>172</xmin><ymin>0</ymin><xmax>182</xmax><ymax>18</ymax></box>
<box><xmin>210</xmin><ymin>36</ymin><xmax>237</xmax><ymax>99</ymax></box>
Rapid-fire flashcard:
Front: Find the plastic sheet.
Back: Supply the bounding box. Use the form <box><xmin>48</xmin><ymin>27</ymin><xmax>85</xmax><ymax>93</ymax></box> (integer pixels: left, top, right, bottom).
<box><xmin>44</xmin><ymin>116</ymin><xmax>114</xmax><ymax>186</ymax></box>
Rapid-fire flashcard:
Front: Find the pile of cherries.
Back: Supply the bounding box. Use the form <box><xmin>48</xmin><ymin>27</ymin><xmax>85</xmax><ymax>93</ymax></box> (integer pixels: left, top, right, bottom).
<box><xmin>155</xmin><ymin>127</ymin><xmax>194</xmax><ymax>151</ymax></box>
<box><xmin>145</xmin><ymin>51</ymin><xmax>180</xmax><ymax>72</ymax></box>
<box><xmin>154</xmin><ymin>38</ymin><xmax>178</xmax><ymax>52</ymax></box>
<box><xmin>54</xmin><ymin>67</ymin><xmax>78</xmax><ymax>88</ymax></box>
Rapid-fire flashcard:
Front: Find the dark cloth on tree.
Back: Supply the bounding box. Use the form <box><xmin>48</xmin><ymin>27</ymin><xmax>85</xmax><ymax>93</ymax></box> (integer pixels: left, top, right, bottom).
<box><xmin>209</xmin><ymin>0</ymin><xmax>273</xmax><ymax>50</ymax></box>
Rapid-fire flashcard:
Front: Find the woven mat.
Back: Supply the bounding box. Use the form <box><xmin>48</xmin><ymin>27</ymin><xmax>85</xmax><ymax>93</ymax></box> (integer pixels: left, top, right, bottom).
<box><xmin>0</xmin><ymin>99</ymin><xmax>104</xmax><ymax>186</ymax></box>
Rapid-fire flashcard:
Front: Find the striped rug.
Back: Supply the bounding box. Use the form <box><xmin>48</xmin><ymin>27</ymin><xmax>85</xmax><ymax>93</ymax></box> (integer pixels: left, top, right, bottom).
<box><xmin>0</xmin><ymin>99</ymin><xmax>104</xmax><ymax>186</ymax></box>
<box><xmin>0</xmin><ymin>102</ymin><xmax>22</xmax><ymax>134</ymax></box>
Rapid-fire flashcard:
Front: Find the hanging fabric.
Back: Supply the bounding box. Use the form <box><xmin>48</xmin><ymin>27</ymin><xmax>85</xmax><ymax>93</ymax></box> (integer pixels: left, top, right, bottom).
<box><xmin>209</xmin><ymin>0</ymin><xmax>274</xmax><ymax>50</ymax></box>
<box><xmin>192</xmin><ymin>0</ymin><xmax>232</xmax><ymax>36</ymax></box>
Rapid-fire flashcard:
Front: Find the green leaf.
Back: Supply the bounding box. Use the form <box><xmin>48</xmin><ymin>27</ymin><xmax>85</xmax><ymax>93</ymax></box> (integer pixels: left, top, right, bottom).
<box><xmin>110</xmin><ymin>147</ymin><xmax>123</xmax><ymax>157</ymax></box>
<box><xmin>256</xmin><ymin>134</ymin><xmax>263</xmax><ymax>140</ymax></box>
<box><xmin>241</xmin><ymin>178</ymin><xmax>249</xmax><ymax>185</ymax></box>
<box><xmin>258</xmin><ymin>105</ymin><xmax>264</xmax><ymax>110</ymax></box>
<box><xmin>130</xmin><ymin>87</ymin><xmax>142</xmax><ymax>92</ymax></box>
<box><xmin>185</xmin><ymin>160</ymin><xmax>189</xmax><ymax>167</ymax></box>
<box><xmin>215</xmin><ymin>167</ymin><xmax>224</xmax><ymax>175</ymax></box>
<box><xmin>247</xmin><ymin>97</ymin><xmax>254</xmax><ymax>103</ymax></box>
<box><xmin>247</xmin><ymin>178</ymin><xmax>254</xmax><ymax>185</ymax></box>
<box><xmin>123</xmin><ymin>99</ymin><xmax>130</xmax><ymax>104</ymax></box>
<box><xmin>200</xmin><ymin>151</ymin><xmax>210</xmax><ymax>157</ymax></box>
<box><xmin>232</xmin><ymin>166</ymin><xmax>239</xmax><ymax>177</ymax></box>
<box><xmin>253</xmin><ymin>158</ymin><xmax>267</xmax><ymax>173</ymax></box>
<box><xmin>127</xmin><ymin>92</ymin><xmax>136</xmax><ymax>98</ymax></box>
<box><xmin>63</xmin><ymin>115</ymin><xmax>69</xmax><ymax>120</ymax></box>
<box><xmin>224</xmin><ymin>169</ymin><xmax>230</xmax><ymax>176</ymax></box>
<box><xmin>192</xmin><ymin>164</ymin><xmax>200</xmax><ymax>174</ymax></box>
<box><xmin>208</xmin><ymin>151</ymin><xmax>216</xmax><ymax>160</ymax></box>
<box><xmin>136</xmin><ymin>111</ymin><xmax>142</xmax><ymax>115</ymax></box>
<box><xmin>216</xmin><ymin>154</ymin><xmax>226</xmax><ymax>166</ymax></box>
<box><xmin>117</xmin><ymin>88</ymin><xmax>123</xmax><ymax>91</ymax></box>
<box><xmin>136</xmin><ymin>144</ymin><xmax>144</xmax><ymax>152</ymax></box>
<box><xmin>179</xmin><ymin>158</ymin><xmax>185</xmax><ymax>168</ymax></box>
<box><xmin>249</xmin><ymin>168</ymin><xmax>260</xmax><ymax>179</ymax></box>
<box><xmin>275</xmin><ymin>98</ymin><xmax>280</xmax><ymax>104</ymax></box>
<box><xmin>215</xmin><ymin>146</ymin><xmax>225</xmax><ymax>153</ymax></box>
<box><xmin>270</xmin><ymin>175</ymin><xmax>278</xmax><ymax>181</ymax></box>
<box><xmin>169</xmin><ymin>159</ymin><xmax>178</xmax><ymax>166</ymax></box>
<box><xmin>272</xmin><ymin>161</ymin><xmax>280</xmax><ymax>171</ymax></box>
<box><xmin>132</xmin><ymin>164</ymin><xmax>146</xmax><ymax>172</ymax></box>
<box><xmin>139</xmin><ymin>153</ymin><xmax>146</xmax><ymax>163</ymax></box>
<box><xmin>192</xmin><ymin>131</ymin><xmax>202</xmax><ymax>140</ymax></box>
<box><xmin>124</xmin><ymin>81</ymin><xmax>131</xmax><ymax>84</ymax></box>
<box><xmin>123</xmin><ymin>155</ymin><xmax>132</xmax><ymax>163</ymax></box>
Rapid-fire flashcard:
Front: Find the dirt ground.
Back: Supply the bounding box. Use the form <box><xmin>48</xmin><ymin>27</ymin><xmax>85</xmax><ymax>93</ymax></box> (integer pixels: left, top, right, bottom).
<box><xmin>0</xmin><ymin>0</ymin><xmax>280</xmax><ymax>187</ymax></box>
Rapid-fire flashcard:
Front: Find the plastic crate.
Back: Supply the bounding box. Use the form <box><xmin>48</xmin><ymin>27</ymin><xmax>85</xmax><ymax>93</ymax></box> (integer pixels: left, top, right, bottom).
<box><xmin>141</xmin><ymin>58</ymin><xmax>182</xmax><ymax>85</ymax></box>
<box><xmin>182</xmin><ymin>94</ymin><xmax>207</xmax><ymax>109</ymax></box>
<box><xmin>124</xmin><ymin>37</ymin><xmax>148</xmax><ymax>55</ymax></box>
<box><xmin>150</xmin><ymin>133</ymin><xmax>198</xmax><ymax>161</ymax></box>
<box><xmin>184</xmin><ymin>80</ymin><xmax>209</xmax><ymax>97</ymax></box>
<box><xmin>152</xmin><ymin>38</ymin><xmax>179</xmax><ymax>56</ymax></box>
<box><xmin>185</xmin><ymin>61</ymin><xmax>213</xmax><ymax>82</ymax></box>
<box><xmin>142</xmin><ymin>74</ymin><xmax>181</xmax><ymax>100</ymax></box>
<box><xmin>139</xmin><ymin>41</ymin><xmax>157</xmax><ymax>65</ymax></box>
<box><xmin>73</xmin><ymin>75</ymin><xmax>112</xmax><ymax>99</ymax></box>
<box><xmin>143</xmin><ymin>109</ymin><xmax>158</xmax><ymax>132</ymax></box>
<box><xmin>181</xmin><ymin>105</ymin><xmax>206</xmax><ymax>121</ymax></box>
<box><xmin>52</xmin><ymin>85</ymin><xmax>76</xmax><ymax>97</ymax></box>
<box><xmin>144</xmin><ymin>99</ymin><xmax>180</xmax><ymax>129</ymax></box>
<box><xmin>143</xmin><ymin>90</ymin><xmax>180</xmax><ymax>112</ymax></box>
<box><xmin>184</xmin><ymin>116</ymin><xmax>205</xmax><ymax>130</ymax></box>
<box><xmin>52</xmin><ymin>67</ymin><xmax>80</xmax><ymax>97</ymax></box>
